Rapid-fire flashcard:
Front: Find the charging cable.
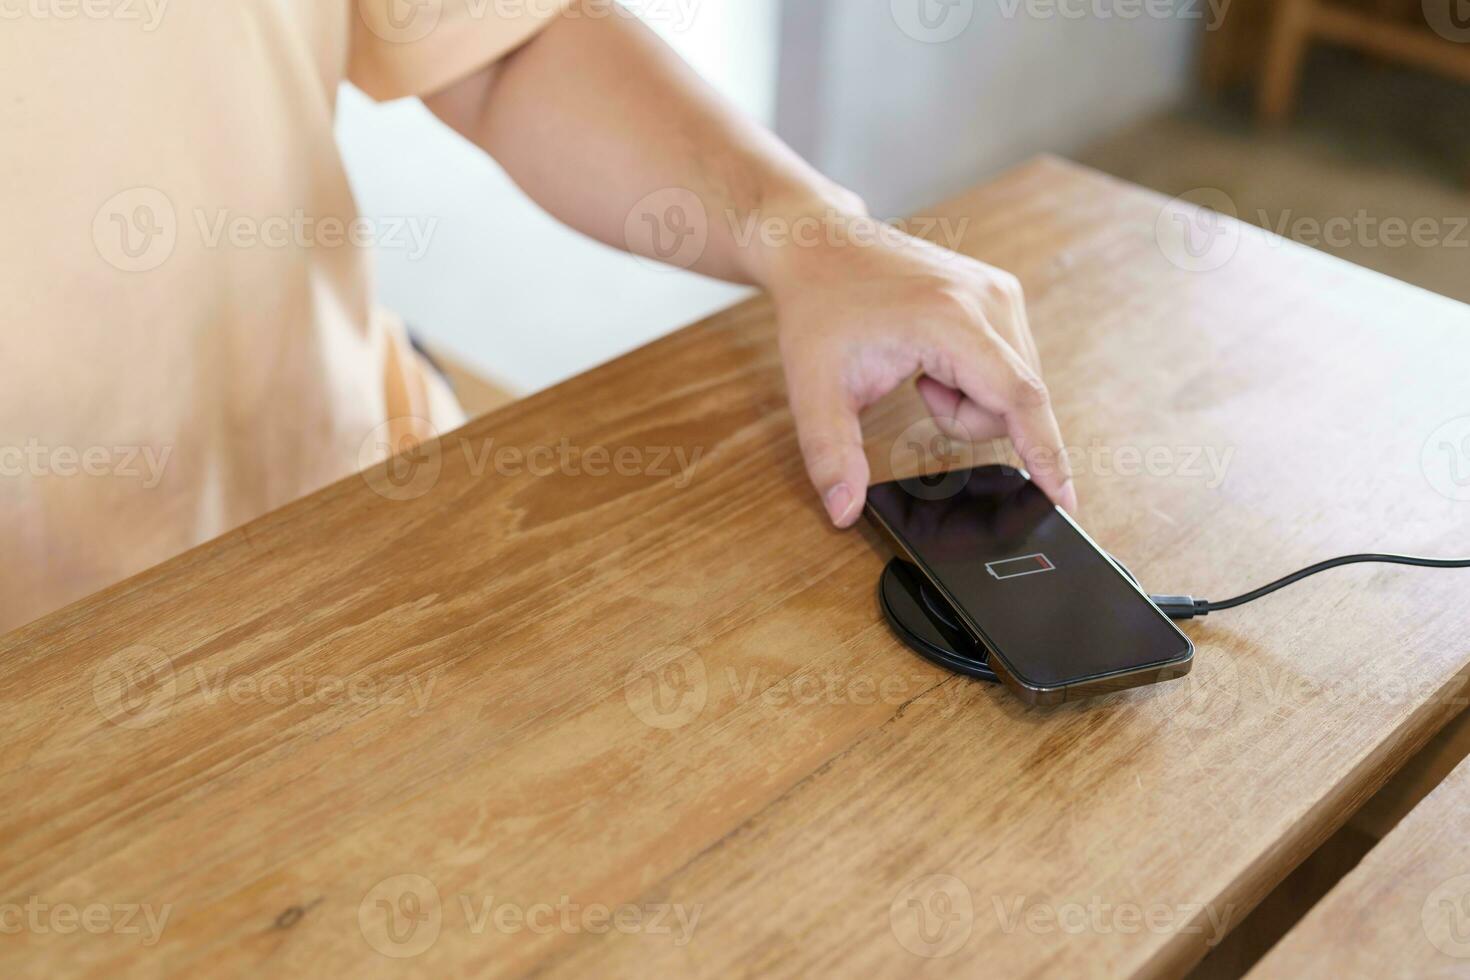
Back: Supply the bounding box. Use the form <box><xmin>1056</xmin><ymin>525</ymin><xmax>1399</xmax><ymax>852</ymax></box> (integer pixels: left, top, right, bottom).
<box><xmin>1151</xmin><ymin>553</ymin><xmax>1470</xmax><ymax>620</ymax></box>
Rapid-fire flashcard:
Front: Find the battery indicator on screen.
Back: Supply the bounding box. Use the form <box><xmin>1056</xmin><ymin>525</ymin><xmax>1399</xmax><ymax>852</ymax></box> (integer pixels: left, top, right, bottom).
<box><xmin>986</xmin><ymin>553</ymin><xmax>1055</xmax><ymax>580</ymax></box>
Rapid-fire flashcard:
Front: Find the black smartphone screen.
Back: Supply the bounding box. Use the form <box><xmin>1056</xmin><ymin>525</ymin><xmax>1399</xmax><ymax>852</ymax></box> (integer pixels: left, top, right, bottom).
<box><xmin>865</xmin><ymin>465</ymin><xmax>1191</xmax><ymax>690</ymax></box>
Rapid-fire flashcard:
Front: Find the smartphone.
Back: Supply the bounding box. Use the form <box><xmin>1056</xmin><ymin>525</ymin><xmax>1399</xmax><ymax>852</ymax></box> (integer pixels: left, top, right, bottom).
<box><xmin>864</xmin><ymin>464</ymin><xmax>1193</xmax><ymax>704</ymax></box>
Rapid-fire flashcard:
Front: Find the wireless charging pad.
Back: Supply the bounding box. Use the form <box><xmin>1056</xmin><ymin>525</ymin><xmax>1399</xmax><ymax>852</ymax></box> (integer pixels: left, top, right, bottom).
<box><xmin>879</xmin><ymin>556</ymin><xmax>1142</xmax><ymax>684</ymax></box>
<box><xmin>879</xmin><ymin>559</ymin><xmax>999</xmax><ymax>682</ymax></box>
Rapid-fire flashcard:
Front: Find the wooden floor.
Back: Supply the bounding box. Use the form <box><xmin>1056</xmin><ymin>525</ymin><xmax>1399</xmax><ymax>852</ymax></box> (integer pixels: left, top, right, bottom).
<box><xmin>1079</xmin><ymin>52</ymin><xmax>1470</xmax><ymax>307</ymax></box>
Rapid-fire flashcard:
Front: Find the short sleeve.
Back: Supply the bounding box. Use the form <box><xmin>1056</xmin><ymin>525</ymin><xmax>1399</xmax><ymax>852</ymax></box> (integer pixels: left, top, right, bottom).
<box><xmin>349</xmin><ymin>0</ymin><xmax>573</xmax><ymax>101</ymax></box>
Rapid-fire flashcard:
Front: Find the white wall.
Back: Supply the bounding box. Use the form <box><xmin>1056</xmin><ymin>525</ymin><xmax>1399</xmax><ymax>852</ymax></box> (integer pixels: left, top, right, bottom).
<box><xmin>336</xmin><ymin>1</ymin><xmax>779</xmax><ymax>394</ymax></box>
<box><xmin>779</xmin><ymin>1</ymin><xmax>1202</xmax><ymax>217</ymax></box>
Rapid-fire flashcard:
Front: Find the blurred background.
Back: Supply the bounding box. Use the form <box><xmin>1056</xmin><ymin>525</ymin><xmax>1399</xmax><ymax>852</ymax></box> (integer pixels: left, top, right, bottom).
<box><xmin>336</xmin><ymin>0</ymin><xmax>1469</xmax><ymax>407</ymax></box>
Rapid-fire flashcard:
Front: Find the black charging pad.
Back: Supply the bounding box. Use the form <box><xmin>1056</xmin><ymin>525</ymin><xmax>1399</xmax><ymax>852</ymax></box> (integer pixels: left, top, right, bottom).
<box><xmin>879</xmin><ymin>559</ymin><xmax>1000</xmax><ymax>682</ymax></box>
<box><xmin>879</xmin><ymin>556</ymin><xmax>1142</xmax><ymax>683</ymax></box>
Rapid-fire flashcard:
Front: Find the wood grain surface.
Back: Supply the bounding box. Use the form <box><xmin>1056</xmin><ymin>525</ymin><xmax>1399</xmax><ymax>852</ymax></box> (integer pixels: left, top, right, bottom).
<box><xmin>3</xmin><ymin>157</ymin><xmax>1469</xmax><ymax>978</ymax></box>
<box><xmin>1249</xmin><ymin>753</ymin><xmax>1470</xmax><ymax>978</ymax></box>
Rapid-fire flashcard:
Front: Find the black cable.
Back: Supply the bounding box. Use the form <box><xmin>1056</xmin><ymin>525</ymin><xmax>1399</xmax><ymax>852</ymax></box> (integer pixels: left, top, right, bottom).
<box><xmin>1150</xmin><ymin>553</ymin><xmax>1470</xmax><ymax>620</ymax></box>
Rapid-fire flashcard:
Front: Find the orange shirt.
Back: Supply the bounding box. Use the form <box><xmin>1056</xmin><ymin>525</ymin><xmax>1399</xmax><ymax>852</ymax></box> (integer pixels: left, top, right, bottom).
<box><xmin>0</xmin><ymin>1</ymin><xmax>566</xmax><ymax>632</ymax></box>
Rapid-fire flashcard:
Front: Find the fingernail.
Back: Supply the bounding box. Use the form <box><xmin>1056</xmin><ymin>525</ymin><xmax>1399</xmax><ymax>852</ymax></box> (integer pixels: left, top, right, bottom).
<box><xmin>825</xmin><ymin>483</ymin><xmax>857</xmax><ymax>526</ymax></box>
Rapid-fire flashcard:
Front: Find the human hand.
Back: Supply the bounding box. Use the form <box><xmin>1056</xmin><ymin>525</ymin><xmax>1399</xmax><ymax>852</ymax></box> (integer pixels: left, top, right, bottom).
<box><xmin>763</xmin><ymin>215</ymin><xmax>1075</xmax><ymax>527</ymax></box>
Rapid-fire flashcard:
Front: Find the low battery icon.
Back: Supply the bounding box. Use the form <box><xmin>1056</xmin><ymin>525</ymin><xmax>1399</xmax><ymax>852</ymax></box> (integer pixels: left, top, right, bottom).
<box><xmin>986</xmin><ymin>553</ymin><xmax>1055</xmax><ymax>580</ymax></box>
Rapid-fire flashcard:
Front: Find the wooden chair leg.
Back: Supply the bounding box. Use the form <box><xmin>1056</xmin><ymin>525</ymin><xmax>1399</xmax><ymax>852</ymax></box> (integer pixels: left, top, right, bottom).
<box><xmin>1200</xmin><ymin>3</ymin><xmax>1237</xmax><ymax>94</ymax></box>
<box><xmin>1259</xmin><ymin>0</ymin><xmax>1317</xmax><ymax>125</ymax></box>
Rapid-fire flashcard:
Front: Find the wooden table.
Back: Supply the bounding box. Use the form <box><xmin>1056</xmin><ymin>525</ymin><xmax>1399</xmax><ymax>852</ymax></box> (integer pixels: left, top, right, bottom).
<box><xmin>1249</xmin><ymin>754</ymin><xmax>1470</xmax><ymax>978</ymax></box>
<box><xmin>4</xmin><ymin>157</ymin><xmax>1470</xmax><ymax>978</ymax></box>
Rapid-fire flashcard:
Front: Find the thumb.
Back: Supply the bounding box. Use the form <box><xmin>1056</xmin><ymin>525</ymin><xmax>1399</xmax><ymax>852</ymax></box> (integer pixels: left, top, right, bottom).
<box><xmin>787</xmin><ymin>372</ymin><xmax>871</xmax><ymax>528</ymax></box>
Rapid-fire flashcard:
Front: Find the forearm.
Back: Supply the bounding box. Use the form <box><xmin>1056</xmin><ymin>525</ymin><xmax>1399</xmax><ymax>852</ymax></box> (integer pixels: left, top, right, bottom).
<box><xmin>424</xmin><ymin>2</ymin><xmax>1075</xmax><ymax>525</ymax></box>
<box><xmin>423</xmin><ymin>1</ymin><xmax>863</xmax><ymax>286</ymax></box>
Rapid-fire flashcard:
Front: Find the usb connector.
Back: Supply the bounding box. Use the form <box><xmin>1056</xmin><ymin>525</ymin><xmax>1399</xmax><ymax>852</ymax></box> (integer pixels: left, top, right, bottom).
<box><xmin>1149</xmin><ymin>595</ymin><xmax>1211</xmax><ymax>620</ymax></box>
